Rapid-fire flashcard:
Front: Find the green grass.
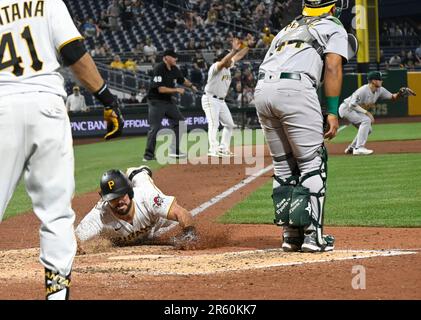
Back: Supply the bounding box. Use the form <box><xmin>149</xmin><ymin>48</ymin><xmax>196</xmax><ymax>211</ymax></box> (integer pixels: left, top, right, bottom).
<box><xmin>332</xmin><ymin>122</ymin><xmax>421</xmax><ymax>144</ymax></box>
<box><xmin>219</xmin><ymin>153</ymin><xmax>421</xmax><ymax>227</ymax></box>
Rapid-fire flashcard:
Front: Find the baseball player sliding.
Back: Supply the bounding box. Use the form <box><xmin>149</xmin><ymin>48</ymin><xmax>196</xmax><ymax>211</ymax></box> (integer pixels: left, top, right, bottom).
<box><xmin>340</xmin><ymin>71</ymin><xmax>416</xmax><ymax>155</ymax></box>
<box><xmin>254</xmin><ymin>0</ymin><xmax>352</xmax><ymax>252</ymax></box>
<box><xmin>0</xmin><ymin>0</ymin><xmax>122</xmax><ymax>300</ymax></box>
<box><xmin>75</xmin><ymin>166</ymin><xmax>198</xmax><ymax>252</ymax></box>
<box><xmin>201</xmin><ymin>38</ymin><xmax>250</xmax><ymax>157</ymax></box>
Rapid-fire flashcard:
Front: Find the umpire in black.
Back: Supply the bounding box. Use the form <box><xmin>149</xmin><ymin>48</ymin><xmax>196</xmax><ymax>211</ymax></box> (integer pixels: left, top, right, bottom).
<box><xmin>143</xmin><ymin>49</ymin><xmax>197</xmax><ymax>161</ymax></box>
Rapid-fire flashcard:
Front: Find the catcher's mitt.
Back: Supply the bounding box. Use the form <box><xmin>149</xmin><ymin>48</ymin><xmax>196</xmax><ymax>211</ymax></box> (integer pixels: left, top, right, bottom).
<box><xmin>172</xmin><ymin>226</ymin><xmax>199</xmax><ymax>250</ymax></box>
<box><xmin>103</xmin><ymin>99</ymin><xmax>124</xmax><ymax>140</ymax></box>
<box><xmin>398</xmin><ymin>87</ymin><xmax>416</xmax><ymax>98</ymax></box>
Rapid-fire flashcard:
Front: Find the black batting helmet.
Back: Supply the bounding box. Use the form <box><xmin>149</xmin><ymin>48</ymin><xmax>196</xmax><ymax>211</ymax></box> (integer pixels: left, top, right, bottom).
<box><xmin>100</xmin><ymin>169</ymin><xmax>134</xmax><ymax>201</ymax></box>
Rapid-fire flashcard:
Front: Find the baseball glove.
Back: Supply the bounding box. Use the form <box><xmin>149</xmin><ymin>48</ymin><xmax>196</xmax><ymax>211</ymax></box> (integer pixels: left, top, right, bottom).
<box><xmin>398</xmin><ymin>87</ymin><xmax>416</xmax><ymax>98</ymax></box>
<box><xmin>103</xmin><ymin>99</ymin><xmax>124</xmax><ymax>140</ymax></box>
<box><xmin>172</xmin><ymin>226</ymin><xmax>199</xmax><ymax>250</ymax></box>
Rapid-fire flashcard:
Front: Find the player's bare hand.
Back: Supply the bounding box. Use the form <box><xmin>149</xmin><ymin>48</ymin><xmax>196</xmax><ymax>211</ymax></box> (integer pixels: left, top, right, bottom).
<box><xmin>366</xmin><ymin>111</ymin><xmax>375</xmax><ymax>123</ymax></box>
<box><xmin>173</xmin><ymin>226</ymin><xmax>199</xmax><ymax>250</ymax></box>
<box><xmin>232</xmin><ymin>38</ymin><xmax>242</xmax><ymax>51</ymax></box>
<box><xmin>324</xmin><ymin>114</ymin><xmax>339</xmax><ymax>140</ymax></box>
<box><xmin>176</xmin><ymin>88</ymin><xmax>185</xmax><ymax>95</ymax></box>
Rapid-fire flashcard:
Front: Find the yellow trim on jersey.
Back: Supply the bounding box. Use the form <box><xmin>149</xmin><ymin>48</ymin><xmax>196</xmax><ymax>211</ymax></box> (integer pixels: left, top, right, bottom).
<box><xmin>165</xmin><ymin>197</ymin><xmax>176</xmax><ymax>219</ymax></box>
<box><xmin>58</xmin><ymin>36</ymin><xmax>84</xmax><ymax>51</ymax></box>
<box><xmin>302</xmin><ymin>4</ymin><xmax>335</xmax><ymax>17</ymax></box>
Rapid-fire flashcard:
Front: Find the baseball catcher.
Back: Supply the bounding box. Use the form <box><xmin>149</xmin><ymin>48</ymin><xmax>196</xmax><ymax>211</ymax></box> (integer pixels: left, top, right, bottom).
<box><xmin>339</xmin><ymin>71</ymin><xmax>416</xmax><ymax>155</ymax></box>
<box><xmin>254</xmin><ymin>0</ymin><xmax>351</xmax><ymax>252</ymax></box>
<box><xmin>75</xmin><ymin>166</ymin><xmax>198</xmax><ymax>252</ymax></box>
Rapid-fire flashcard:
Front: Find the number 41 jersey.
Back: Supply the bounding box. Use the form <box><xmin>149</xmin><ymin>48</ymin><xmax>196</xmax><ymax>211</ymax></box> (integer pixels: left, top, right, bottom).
<box><xmin>0</xmin><ymin>0</ymin><xmax>82</xmax><ymax>98</ymax></box>
<box><xmin>258</xmin><ymin>15</ymin><xmax>348</xmax><ymax>89</ymax></box>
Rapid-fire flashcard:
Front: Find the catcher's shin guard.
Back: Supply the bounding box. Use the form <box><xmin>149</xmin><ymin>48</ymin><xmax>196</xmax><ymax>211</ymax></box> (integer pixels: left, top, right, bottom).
<box><xmin>272</xmin><ymin>175</ymin><xmax>299</xmax><ymax>226</ymax></box>
<box><xmin>299</xmin><ymin>145</ymin><xmax>331</xmax><ymax>250</ymax></box>
<box><xmin>45</xmin><ymin>268</ymin><xmax>71</xmax><ymax>300</ymax></box>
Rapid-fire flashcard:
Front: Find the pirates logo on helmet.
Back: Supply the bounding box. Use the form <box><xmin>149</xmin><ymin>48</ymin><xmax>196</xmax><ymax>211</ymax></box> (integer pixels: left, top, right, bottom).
<box><xmin>100</xmin><ymin>169</ymin><xmax>134</xmax><ymax>201</ymax></box>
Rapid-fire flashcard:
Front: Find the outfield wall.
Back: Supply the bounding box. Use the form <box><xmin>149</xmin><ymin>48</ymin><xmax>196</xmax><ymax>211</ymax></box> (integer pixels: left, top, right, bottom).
<box><xmin>70</xmin><ymin>69</ymin><xmax>419</xmax><ymax>138</ymax></box>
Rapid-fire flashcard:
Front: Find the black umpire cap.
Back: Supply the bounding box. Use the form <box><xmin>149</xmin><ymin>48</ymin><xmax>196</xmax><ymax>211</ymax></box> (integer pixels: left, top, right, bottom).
<box><xmin>163</xmin><ymin>49</ymin><xmax>178</xmax><ymax>58</ymax></box>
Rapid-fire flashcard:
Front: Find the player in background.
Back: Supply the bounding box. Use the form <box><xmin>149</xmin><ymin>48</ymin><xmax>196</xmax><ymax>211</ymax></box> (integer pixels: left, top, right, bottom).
<box><xmin>201</xmin><ymin>38</ymin><xmax>250</xmax><ymax>157</ymax></box>
<box><xmin>0</xmin><ymin>0</ymin><xmax>121</xmax><ymax>299</ymax></box>
<box><xmin>340</xmin><ymin>71</ymin><xmax>416</xmax><ymax>155</ymax></box>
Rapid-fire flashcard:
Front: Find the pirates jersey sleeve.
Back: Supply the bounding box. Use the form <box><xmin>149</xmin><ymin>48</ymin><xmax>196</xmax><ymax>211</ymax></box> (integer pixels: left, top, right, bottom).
<box><xmin>75</xmin><ymin>201</ymin><xmax>106</xmax><ymax>242</ymax></box>
<box><xmin>208</xmin><ymin>63</ymin><xmax>219</xmax><ymax>77</ymax></box>
<box><xmin>48</xmin><ymin>0</ymin><xmax>83</xmax><ymax>51</ymax></box>
<box><xmin>133</xmin><ymin>172</ymin><xmax>175</xmax><ymax>219</ymax></box>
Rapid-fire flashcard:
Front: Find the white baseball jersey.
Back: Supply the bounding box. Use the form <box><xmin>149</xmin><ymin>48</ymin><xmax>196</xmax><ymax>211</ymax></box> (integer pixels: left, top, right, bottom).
<box><xmin>75</xmin><ymin>171</ymin><xmax>175</xmax><ymax>245</ymax></box>
<box><xmin>259</xmin><ymin>15</ymin><xmax>348</xmax><ymax>87</ymax></box>
<box><xmin>204</xmin><ymin>62</ymin><xmax>233</xmax><ymax>98</ymax></box>
<box><xmin>0</xmin><ymin>0</ymin><xmax>83</xmax><ymax>98</ymax></box>
<box><xmin>341</xmin><ymin>84</ymin><xmax>393</xmax><ymax>111</ymax></box>
<box><xmin>66</xmin><ymin>93</ymin><xmax>87</xmax><ymax>112</ymax></box>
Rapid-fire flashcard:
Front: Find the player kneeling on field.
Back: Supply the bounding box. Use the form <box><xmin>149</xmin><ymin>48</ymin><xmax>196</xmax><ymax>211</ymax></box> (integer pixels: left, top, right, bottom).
<box><xmin>75</xmin><ymin>166</ymin><xmax>198</xmax><ymax>252</ymax></box>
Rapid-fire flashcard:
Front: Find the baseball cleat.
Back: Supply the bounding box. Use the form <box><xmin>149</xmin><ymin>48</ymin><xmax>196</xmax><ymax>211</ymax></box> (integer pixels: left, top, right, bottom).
<box><xmin>126</xmin><ymin>165</ymin><xmax>152</xmax><ymax>180</ymax></box>
<box><xmin>207</xmin><ymin>151</ymin><xmax>220</xmax><ymax>157</ymax></box>
<box><xmin>281</xmin><ymin>237</ymin><xmax>303</xmax><ymax>252</ymax></box>
<box><xmin>352</xmin><ymin>147</ymin><xmax>373</xmax><ymax>155</ymax></box>
<box><xmin>217</xmin><ymin>150</ymin><xmax>234</xmax><ymax>157</ymax></box>
<box><xmin>301</xmin><ymin>232</ymin><xmax>334</xmax><ymax>253</ymax></box>
<box><xmin>344</xmin><ymin>146</ymin><xmax>354</xmax><ymax>154</ymax></box>
<box><xmin>169</xmin><ymin>152</ymin><xmax>187</xmax><ymax>159</ymax></box>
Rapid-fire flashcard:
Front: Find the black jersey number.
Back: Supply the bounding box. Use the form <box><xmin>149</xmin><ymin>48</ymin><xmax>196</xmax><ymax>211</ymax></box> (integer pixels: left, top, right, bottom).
<box><xmin>0</xmin><ymin>26</ymin><xmax>43</xmax><ymax>76</ymax></box>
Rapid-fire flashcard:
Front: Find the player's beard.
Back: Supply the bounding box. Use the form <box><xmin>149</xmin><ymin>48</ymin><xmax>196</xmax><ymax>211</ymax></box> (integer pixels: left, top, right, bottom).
<box><xmin>113</xmin><ymin>199</ymin><xmax>133</xmax><ymax>216</ymax></box>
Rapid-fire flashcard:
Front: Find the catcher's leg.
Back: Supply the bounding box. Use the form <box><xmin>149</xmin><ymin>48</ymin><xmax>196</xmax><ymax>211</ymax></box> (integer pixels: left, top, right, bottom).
<box><xmin>297</xmin><ymin>145</ymin><xmax>334</xmax><ymax>252</ymax></box>
<box><xmin>255</xmin><ymin>112</ymin><xmax>304</xmax><ymax>251</ymax></box>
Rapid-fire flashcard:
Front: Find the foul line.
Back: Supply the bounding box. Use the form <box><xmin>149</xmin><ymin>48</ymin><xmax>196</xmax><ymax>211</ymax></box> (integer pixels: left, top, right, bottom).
<box><xmin>154</xmin><ymin>164</ymin><xmax>274</xmax><ymax>237</ymax></box>
<box><xmin>338</xmin><ymin>124</ymin><xmax>348</xmax><ymax>133</ymax></box>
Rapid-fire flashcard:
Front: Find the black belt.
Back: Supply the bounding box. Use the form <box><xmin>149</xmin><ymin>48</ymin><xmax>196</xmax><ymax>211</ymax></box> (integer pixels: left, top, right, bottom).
<box><xmin>258</xmin><ymin>72</ymin><xmax>302</xmax><ymax>81</ymax></box>
<box><xmin>209</xmin><ymin>94</ymin><xmax>224</xmax><ymax>101</ymax></box>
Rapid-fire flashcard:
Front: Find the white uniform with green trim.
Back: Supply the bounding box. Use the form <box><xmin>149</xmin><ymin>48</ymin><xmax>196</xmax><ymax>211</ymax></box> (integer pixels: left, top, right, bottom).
<box><xmin>201</xmin><ymin>62</ymin><xmax>235</xmax><ymax>154</ymax></box>
<box><xmin>0</xmin><ymin>0</ymin><xmax>83</xmax><ymax>284</ymax></box>
<box><xmin>339</xmin><ymin>84</ymin><xmax>393</xmax><ymax>149</ymax></box>
<box><xmin>76</xmin><ymin>171</ymin><xmax>175</xmax><ymax>245</ymax></box>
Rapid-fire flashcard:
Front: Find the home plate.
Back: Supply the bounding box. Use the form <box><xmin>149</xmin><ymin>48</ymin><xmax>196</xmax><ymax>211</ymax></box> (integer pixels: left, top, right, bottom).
<box><xmin>73</xmin><ymin>248</ymin><xmax>416</xmax><ymax>275</ymax></box>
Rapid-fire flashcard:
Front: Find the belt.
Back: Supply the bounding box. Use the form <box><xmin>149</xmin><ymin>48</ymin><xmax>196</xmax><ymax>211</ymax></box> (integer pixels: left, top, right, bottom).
<box><xmin>258</xmin><ymin>72</ymin><xmax>302</xmax><ymax>81</ymax></box>
<box><xmin>207</xmin><ymin>94</ymin><xmax>224</xmax><ymax>101</ymax></box>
